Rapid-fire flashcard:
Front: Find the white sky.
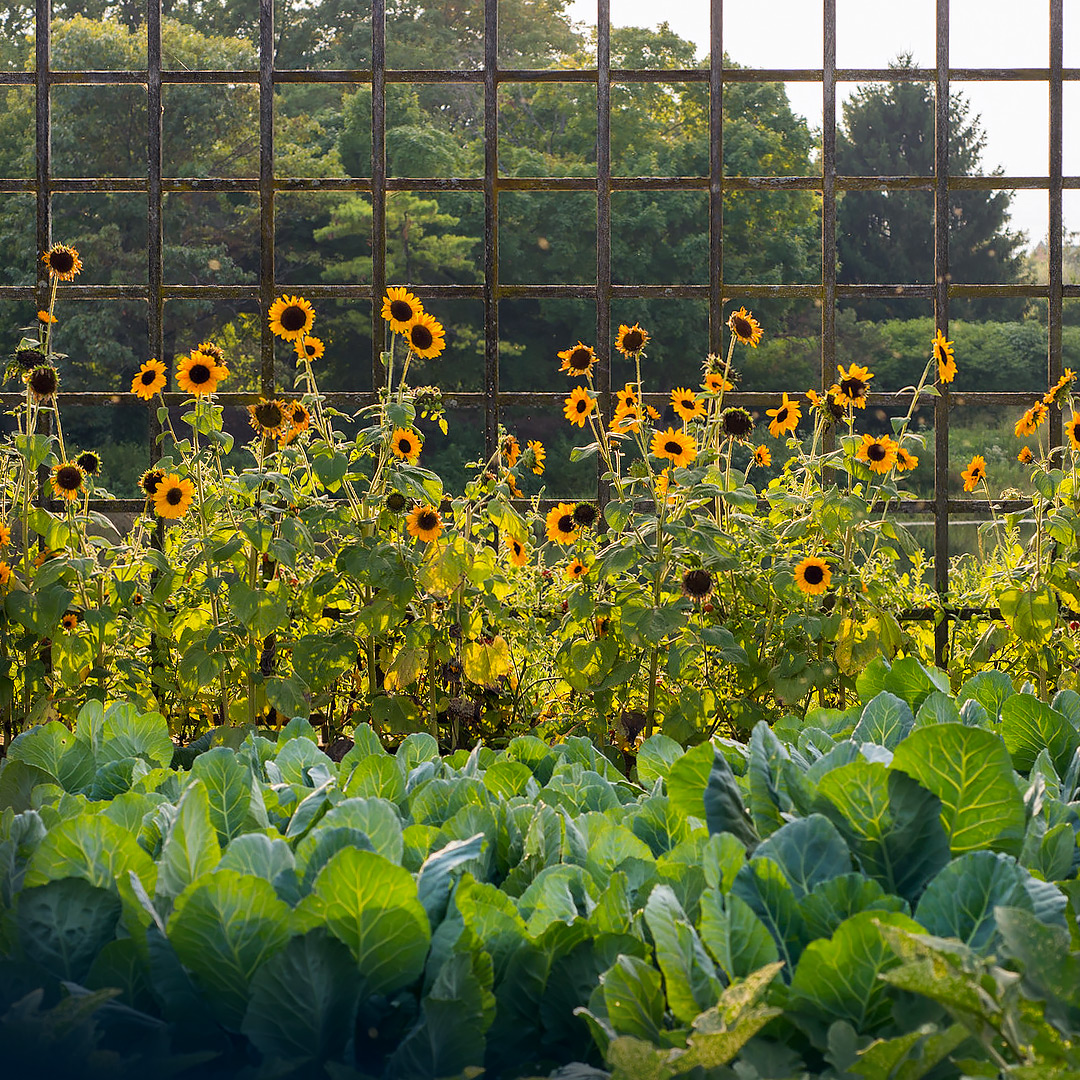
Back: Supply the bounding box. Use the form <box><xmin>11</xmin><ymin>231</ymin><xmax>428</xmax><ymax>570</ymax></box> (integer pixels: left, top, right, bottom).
<box><xmin>565</xmin><ymin>0</ymin><xmax>1080</xmax><ymax>250</ymax></box>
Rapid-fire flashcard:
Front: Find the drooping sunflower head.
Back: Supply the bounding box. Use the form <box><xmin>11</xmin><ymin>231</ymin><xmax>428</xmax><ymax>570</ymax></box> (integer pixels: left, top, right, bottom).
<box><xmin>195</xmin><ymin>341</ymin><xmax>225</xmax><ymax>364</ymax></box>
<box><xmin>835</xmin><ymin>364</ymin><xmax>874</xmax><ymax>409</ymax></box>
<box><xmin>268</xmin><ymin>294</ymin><xmax>315</xmax><ymax>341</ymax></box>
<box><xmin>895</xmin><ymin>446</ymin><xmax>919</xmax><ymax>471</ymax></box>
<box><xmin>794</xmin><ymin>556</ymin><xmax>831</xmax><ymax>596</ymax></box>
<box><xmin>1014</xmin><ymin>402</ymin><xmax>1048</xmax><ymax>438</ymax></box>
<box><xmin>501</xmin><ymin>435</ymin><xmax>521</xmax><ymax>467</ymax></box>
<box><xmin>671</xmin><ymin>387</ymin><xmax>705</xmax><ymax>423</ymax></box>
<box><xmin>558</xmin><ymin>341</ymin><xmax>597</xmax><ymax>377</ymax></box>
<box><xmin>961</xmin><ymin>454</ymin><xmax>987</xmax><ymax>492</ymax></box>
<box><xmin>507</xmin><ymin>534</ymin><xmax>527</xmax><ymax>567</ymax></box>
<box><xmin>406</xmin><ymin>504</ymin><xmax>443</xmax><ymax>543</ymax></box>
<box><xmin>545</xmin><ymin>502</ymin><xmax>580</xmax><ymax>545</ymax></box>
<box><xmin>1068</xmin><ymin>412</ymin><xmax>1080</xmax><ymax>450</ymax></box>
<box><xmin>573</xmin><ymin>502</ymin><xmax>598</xmax><ymax>528</ymax></box>
<box><xmin>381</xmin><ymin>287</ymin><xmax>424</xmax><ymax>333</ymax></box>
<box><xmin>0</xmin><ymin>561</ymin><xmax>11</xmax><ymax>588</ymax></box>
<box><xmin>386</xmin><ymin>491</ymin><xmax>407</xmax><ymax>514</ymax></box>
<box><xmin>131</xmin><ymin>358</ymin><xmax>167</xmax><ymax>400</ymax></box>
<box><xmin>15</xmin><ymin>347</ymin><xmax>46</xmax><ymax>371</ymax></box>
<box><xmin>1046</xmin><ymin>368</ymin><xmax>1076</xmax><ymax>407</ymax></box>
<box><xmin>615</xmin><ymin>323</ymin><xmax>649</xmax><ymax>357</ymax></box>
<box><xmin>404</xmin><ymin>311</ymin><xmax>446</xmax><ymax>359</ymax></box>
<box><xmin>650</xmin><ymin>427</ymin><xmax>698</xmax><ymax>468</ymax></box>
<box><xmin>682</xmin><ymin>568</ymin><xmax>713</xmax><ymax>601</ymax></box>
<box><xmin>37</xmin><ymin>310</ymin><xmax>57</xmax><ymax>325</ymax></box>
<box><xmin>176</xmin><ymin>351</ymin><xmax>224</xmax><ymax>397</ymax></box>
<box><xmin>42</xmin><ymin>243</ymin><xmax>82</xmax><ymax>281</ymax></box>
<box><xmin>139</xmin><ymin>468</ymin><xmax>165</xmax><ymax>497</ymax></box>
<box><xmin>153</xmin><ymin>474</ymin><xmax>196</xmax><ymax>520</ymax></box>
<box><xmin>563</xmin><ymin>386</ymin><xmax>596</xmax><ymax>428</ymax></box>
<box><xmin>807</xmin><ymin>387</ymin><xmax>846</xmax><ymax>424</ymax></box>
<box><xmin>932</xmin><ymin>330</ymin><xmax>956</xmax><ymax>384</ymax></box>
<box><xmin>391</xmin><ymin>427</ymin><xmax>423</xmax><ymax>463</ymax></box>
<box><xmin>727</xmin><ymin>307</ymin><xmax>763</xmax><ymax>347</ymax></box>
<box><xmin>565</xmin><ymin>558</ymin><xmax>589</xmax><ymax>581</ymax></box>
<box><xmin>527</xmin><ymin>439</ymin><xmax>546</xmax><ymax>475</ymax></box>
<box><xmin>1017</xmin><ymin>445</ymin><xmax>1034</xmax><ymax>463</ymax></box>
<box><xmin>51</xmin><ymin>461</ymin><xmax>85</xmax><ymax>501</ymax></box>
<box><xmin>280</xmin><ymin>402</ymin><xmax>311</xmax><ymax>442</ymax></box>
<box><xmin>76</xmin><ymin>451</ymin><xmax>101</xmax><ymax>477</ymax></box>
<box><xmin>720</xmin><ymin>407</ymin><xmax>754</xmax><ymax>442</ymax></box>
<box><xmin>0</xmin><ymin>522</ymin><xmax>9</xmax><ymax>547</ymax></box>
<box><xmin>27</xmin><ymin>365</ymin><xmax>59</xmax><ymax>402</ymax></box>
<box><xmin>295</xmin><ymin>335</ymin><xmax>325</xmax><ymax>362</ymax></box>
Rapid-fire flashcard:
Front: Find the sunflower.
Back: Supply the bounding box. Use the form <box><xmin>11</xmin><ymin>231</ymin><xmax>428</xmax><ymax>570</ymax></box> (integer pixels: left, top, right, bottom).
<box><xmin>720</xmin><ymin>407</ymin><xmax>754</xmax><ymax>442</ymax></box>
<box><xmin>895</xmin><ymin>446</ymin><xmax>920</xmax><ymax>471</ymax></box>
<box><xmin>1017</xmin><ymin>445</ymin><xmax>1034</xmax><ymax>463</ymax></box>
<box><xmin>131</xmin><ymin>358</ymin><xmax>167</xmax><ymax>400</ymax></box>
<box><xmin>651</xmin><ymin>427</ymin><xmax>697</xmax><ymax>468</ymax></box>
<box><xmin>42</xmin><ymin>243</ymin><xmax>82</xmax><ymax>281</ymax></box>
<box><xmin>1045</xmin><ymin>369</ymin><xmax>1076</xmax><ymax>406</ymax></box>
<box><xmin>27</xmin><ymin>365</ymin><xmax>59</xmax><ymax>403</ymax></box>
<box><xmin>387</xmin><ymin>427</ymin><xmax>421</xmax><ymax>464</ymax></box>
<box><xmin>506</xmin><ymin>473</ymin><xmax>524</xmax><ymax>498</ymax></box>
<box><xmin>671</xmin><ymin>387</ymin><xmax>706</xmax><ymax>423</ymax></box>
<box><xmin>1014</xmin><ymin>402</ymin><xmax>1048</xmax><ymax>438</ymax></box>
<box><xmin>386</xmin><ymin>492</ymin><xmax>407</xmax><ymax>513</ymax></box>
<box><xmin>406</xmin><ymin>504</ymin><xmax>443</xmax><ymax>543</ymax></box>
<box><xmin>284</xmin><ymin>401</ymin><xmax>311</xmax><ymax>438</ymax></box>
<box><xmin>177</xmin><ymin>351</ymin><xmax>225</xmax><ymax>397</ymax></box>
<box><xmin>835</xmin><ymin>364</ymin><xmax>874</xmax><ymax>409</ymax></box>
<box><xmin>565</xmin><ymin>558</ymin><xmax>589</xmax><ymax>581</ymax></box>
<box><xmin>404</xmin><ymin>311</ymin><xmax>446</xmax><ymax>359</ymax></box>
<box><xmin>61</xmin><ymin>612</ymin><xmax>79</xmax><ymax>631</ymax></box>
<box><xmin>932</xmin><ymin>330</ymin><xmax>956</xmax><ymax>384</ymax></box>
<box><xmin>615</xmin><ymin>383</ymin><xmax>638</xmax><ymax>413</ymax></box>
<box><xmin>794</xmin><ymin>556</ymin><xmax>831</xmax><ymax>596</ymax></box>
<box><xmin>502</xmin><ymin>435</ymin><xmax>521</xmax><ymax>467</ymax></box>
<box><xmin>545</xmin><ymin>502</ymin><xmax>579</xmax><ymax>544</ymax></box>
<box><xmin>268</xmin><ymin>294</ymin><xmax>315</xmax><ymax>341</ymax></box>
<box><xmin>609</xmin><ymin>408</ymin><xmax>642</xmax><ymax>435</ymax></box>
<box><xmin>806</xmin><ymin>387</ymin><xmax>845</xmax><ymax>423</ymax></box>
<box><xmin>703</xmin><ymin>371</ymin><xmax>734</xmax><ymax>395</ymax></box>
<box><xmin>15</xmin><ymin>347</ymin><xmax>45</xmax><ymax>370</ymax></box>
<box><xmin>682</xmin><ymin>568</ymin><xmax>713</xmax><ymax>601</ymax></box>
<box><xmin>247</xmin><ymin>399</ymin><xmax>288</xmax><ymax>439</ymax></box>
<box><xmin>154</xmin><ymin>474</ymin><xmax>195</xmax><ymax>519</ymax></box>
<box><xmin>573</xmin><ymin>502</ymin><xmax>598</xmax><ymax>528</ymax></box>
<box><xmin>295</xmin><ymin>336</ymin><xmax>325</xmax><ymax>362</ymax></box>
<box><xmin>51</xmin><ymin>462</ymin><xmax>85</xmax><ymax>501</ymax></box>
<box><xmin>655</xmin><ymin>468</ymin><xmax>674</xmax><ymax>504</ymax></box>
<box><xmin>76</xmin><ymin>451</ymin><xmax>101</xmax><ymax>477</ymax></box>
<box><xmin>961</xmin><ymin>454</ymin><xmax>987</xmax><ymax>492</ymax></box>
<box><xmin>564</xmin><ymin>386</ymin><xmax>596</xmax><ymax>427</ymax></box>
<box><xmin>381</xmin><ymin>287</ymin><xmax>424</xmax><ymax>333</ymax></box>
<box><xmin>0</xmin><ymin>561</ymin><xmax>10</xmax><ymax>588</ymax></box>
<box><xmin>856</xmin><ymin>433</ymin><xmax>899</xmax><ymax>474</ymax></box>
<box><xmin>527</xmin><ymin>440</ymin><xmax>545</xmax><ymax>475</ymax></box>
<box><xmin>615</xmin><ymin>323</ymin><xmax>649</xmax><ymax>357</ymax></box>
<box><xmin>507</xmin><ymin>534</ymin><xmax>528</xmax><ymax>567</ymax></box>
<box><xmin>727</xmin><ymin>306</ymin><xmax>763</xmax><ymax>347</ymax></box>
<box><xmin>766</xmin><ymin>393</ymin><xmax>801</xmax><ymax>438</ymax></box>
<box><xmin>195</xmin><ymin>341</ymin><xmax>226</xmax><ymax>364</ymax></box>
<box><xmin>558</xmin><ymin>341</ymin><xmax>597</xmax><ymax>377</ymax></box>
<box><xmin>37</xmin><ymin>309</ymin><xmax>57</xmax><ymax>324</ymax></box>
<box><xmin>0</xmin><ymin>522</ymin><xmax>10</xmax><ymax>546</ymax></box>
<box><xmin>752</xmin><ymin>445</ymin><xmax>771</xmax><ymax>468</ymax></box>
<box><xmin>1067</xmin><ymin>412</ymin><xmax>1080</xmax><ymax>450</ymax></box>
<box><xmin>139</xmin><ymin>468</ymin><xmax>165</xmax><ymax>498</ymax></box>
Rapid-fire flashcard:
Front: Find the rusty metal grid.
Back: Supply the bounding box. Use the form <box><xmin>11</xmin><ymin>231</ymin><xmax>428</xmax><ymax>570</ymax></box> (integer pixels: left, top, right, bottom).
<box><xmin>0</xmin><ymin>0</ymin><xmax>1072</xmax><ymax>663</ymax></box>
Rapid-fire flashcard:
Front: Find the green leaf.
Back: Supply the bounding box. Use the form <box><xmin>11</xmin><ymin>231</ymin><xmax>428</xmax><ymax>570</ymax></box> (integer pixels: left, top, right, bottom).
<box><xmin>914</xmin><ymin>691</ymin><xmax>961</xmax><ymax>727</ymax></box>
<box><xmin>994</xmin><ymin>905</ymin><xmax>1080</xmax><ymax>1009</ymax></box>
<box><xmin>703</xmin><ymin>747</ymin><xmax>758</xmax><ymax>851</ymax></box>
<box><xmin>17</xmin><ymin>878</ymin><xmax>121</xmax><ymax>982</ymax></box>
<box><xmin>319</xmin><ymin>797</ymin><xmax>403</xmax><ymax>864</ymax></box>
<box><xmin>664</xmin><ymin>740</ymin><xmax>713</xmax><ymax>822</ymax></box>
<box><xmin>157</xmin><ymin>779</ymin><xmax>221</xmax><ymax>901</ymax></box>
<box><xmin>343</xmin><ymin>753</ymin><xmax>406</xmax><ymax>804</ymax></box>
<box><xmin>957</xmin><ymin>669</ymin><xmax>1015</xmax><ymax>720</ymax></box>
<box><xmin>890</xmin><ymin>723</ymin><xmax>1026</xmax><ymax>856</ymax></box>
<box><xmin>999</xmin><ymin>586</ymin><xmax>1056</xmax><ymax>645</ymax></box>
<box><xmin>190</xmin><ymin>747</ymin><xmax>254</xmax><ymax>845</ymax></box>
<box><xmin>751</xmin><ymin>814</ymin><xmax>851</xmax><ymax>899</ymax></box>
<box><xmin>295</xmin><ymin>827</ymin><xmax>374</xmax><ymax>894</ymax></box>
<box><xmin>0</xmin><ymin>760</ymin><xmax>56</xmax><ymax>812</ymax></box>
<box><xmin>1000</xmin><ymin>694</ymin><xmax>1080</xmax><ymax>776</ymax></box>
<box><xmin>556</xmin><ymin>637</ymin><xmax>620</xmax><ymax>693</ymax></box>
<box><xmin>168</xmin><ymin>868</ymin><xmax>292</xmax><ymax>1030</ymax></box>
<box><xmin>241</xmin><ymin>928</ymin><xmax>361</xmax><ymax>1064</ymax></box>
<box><xmin>849</xmin><ymin>1023</ymin><xmax>969</xmax><ymax>1080</ymax></box>
<box><xmin>797</xmin><ymin>873</ymin><xmax>909</xmax><ymax>941</ymax></box>
<box><xmin>292</xmin><ymin>634</ymin><xmax>357</xmax><ymax>692</ymax></box>
<box><xmin>747</xmin><ymin>722</ymin><xmax>790</xmax><ymax>837</ymax></box>
<box><xmin>597</xmin><ymin>953</ymin><xmax>667</xmax><ymax>1043</ymax></box>
<box><xmin>227</xmin><ymin>582</ymin><xmax>287</xmax><ymax>638</ymax></box>
<box><xmin>852</xmin><ymin>691</ymin><xmax>914</xmax><ymax>749</ymax></box>
<box><xmin>265</xmin><ymin>675</ymin><xmax>310</xmax><ymax>719</ymax></box>
<box><xmin>216</xmin><ymin>832</ymin><xmax>295</xmax><ymax>885</ymax></box>
<box><xmin>7</xmin><ymin>721</ymin><xmax>95</xmax><ymax>793</ymax></box>
<box><xmin>698</xmin><ymin>889</ymin><xmax>779</xmax><ymax>980</ymax></box>
<box><xmin>417</xmin><ymin>834</ymin><xmax>486</xmax><ymax>930</ymax></box>
<box><xmin>98</xmin><ymin>702</ymin><xmax>174</xmax><ymax>769</ymax></box>
<box><xmin>882</xmin><ymin>657</ymin><xmax>948</xmax><ymax>711</ymax></box>
<box><xmin>730</xmin><ymin>857</ymin><xmax>807</xmax><ymax>974</ymax></box>
<box><xmin>298</xmin><ymin>847</ymin><xmax>430</xmax><ymax>998</ymax></box>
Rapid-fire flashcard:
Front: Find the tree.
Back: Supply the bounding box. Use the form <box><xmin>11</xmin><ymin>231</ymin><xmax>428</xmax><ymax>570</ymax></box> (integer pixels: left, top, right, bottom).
<box><xmin>836</xmin><ymin>55</ymin><xmax>1026</xmax><ymax>319</ymax></box>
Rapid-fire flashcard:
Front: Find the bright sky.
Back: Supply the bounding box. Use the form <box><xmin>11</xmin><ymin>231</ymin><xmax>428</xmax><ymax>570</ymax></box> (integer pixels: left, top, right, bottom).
<box><xmin>566</xmin><ymin>0</ymin><xmax>1080</xmax><ymax>250</ymax></box>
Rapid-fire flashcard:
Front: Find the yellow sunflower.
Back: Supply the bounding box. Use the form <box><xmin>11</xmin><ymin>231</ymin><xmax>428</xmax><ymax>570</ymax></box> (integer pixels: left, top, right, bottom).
<box><xmin>727</xmin><ymin>306</ymin><xmax>763</xmax><ymax>347</ymax></box>
<box><xmin>545</xmin><ymin>502</ymin><xmax>580</xmax><ymax>544</ymax></box>
<box><xmin>42</xmin><ymin>243</ymin><xmax>82</xmax><ymax>281</ymax></box>
<box><xmin>1045</xmin><ymin>369</ymin><xmax>1076</xmax><ymax>406</ymax></box>
<box><xmin>0</xmin><ymin>561</ymin><xmax>10</xmax><ymax>588</ymax></box>
<box><xmin>932</xmin><ymin>330</ymin><xmax>956</xmax><ymax>384</ymax></box>
<box><xmin>565</xmin><ymin>558</ymin><xmax>589</xmax><ymax>581</ymax></box>
<box><xmin>558</xmin><ymin>341</ymin><xmax>597</xmax><ymax>377</ymax></box>
<box><xmin>527</xmin><ymin>440</ymin><xmax>545</xmax><ymax>475</ymax></box>
<box><xmin>1067</xmin><ymin>412</ymin><xmax>1080</xmax><ymax>450</ymax></box>
<box><xmin>381</xmin><ymin>287</ymin><xmax>424</xmax><ymax>333</ymax></box>
<box><xmin>406</xmin><ymin>504</ymin><xmax>443</xmax><ymax>543</ymax></box>
<box><xmin>154</xmin><ymin>474</ymin><xmax>196</xmax><ymax>519</ymax></box>
<box><xmin>283</xmin><ymin>402</ymin><xmax>311</xmax><ymax>441</ymax></box>
<box><xmin>564</xmin><ymin>386</ymin><xmax>596</xmax><ymax>428</ymax></box>
<box><xmin>37</xmin><ymin>309</ymin><xmax>57</xmax><ymax>324</ymax></box>
<box><xmin>51</xmin><ymin>462</ymin><xmax>85</xmax><ymax>501</ymax></box>
<box><xmin>703</xmin><ymin>371</ymin><xmax>733</xmax><ymax>394</ymax></box>
<box><xmin>961</xmin><ymin>454</ymin><xmax>987</xmax><ymax>492</ymax></box>
<box><xmin>650</xmin><ymin>427</ymin><xmax>697</xmax><ymax>468</ymax></box>
<box><xmin>1017</xmin><ymin>445</ymin><xmax>1034</xmax><ymax>463</ymax></box>
<box><xmin>615</xmin><ymin>383</ymin><xmax>638</xmax><ymax>412</ymax></box>
<box><xmin>856</xmin><ymin>433</ymin><xmax>899</xmax><ymax>474</ymax></box>
<box><xmin>766</xmin><ymin>393</ymin><xmax>801</xmax><ymax>438</ymax></box>
<box><xmin>61</xmin><ymin>612</ymin><xmax>79</xmax><ymax>631</ymax></box>
<box><xmin>835</xmin><ymin>364</ymin><xmax>874</xmax><ymax>409</ymax></box>
<box><xmin>248</xmin><ymin>399</ymin><xmax>289</xmax><ymax>438</ymax></box>
<box><xmin>131</xmin><ymin>358</ymin><xmax>167</xmax><ymax>400</ymax></box>
<box><xmin>507</xmin><ymin>534</ymin><xmax>528</xmax><ymax>567</ymax></box>
<box><xmin>752</xmin><ymin>445</ymin><xmax>771</xmax><ymax>467</ymax></box>
<box><xmin>0</xmin><ymin>522</ymin><xmax>11</xmax><ymax>546</ymax></box>
<box><xmin>615</xmin><ymin>323</ymin><xmax>649</xmax><ymax>357</ymax></box>
<box><xmin>139</xmin><ymin>468</ymin><xmax>165</xmax><ymax>498</ymax></box>
<box><xmin>609</xmin><ymin>407</ymin><xmax>643</xmax><ymax>435</ymax></box>
<box><xmin>895</xmin><ymin>446</ymin><xmax>920</xmax><ymax>471</ymax></box>
<box><xmin>295</xmin><ymin>336</ymin><xmax>325</xmax><ymax>362</ymax></box>
<box><xmin>176</xmin><ymin>351</ymin><xmax>225</xmax><ymax>397</ymax></box>
<box><xmin>195</xmin><ymin>341</ymin><xmax>226</xmax><ymax>364</ymax></box>
<box><xmin>1014</xmin><ymin>402</ymin><xmax>1048</xmax><ymax>438</ymax></box>
<box><xmin>502</xmin><ymin>435</ymin><xmax>520</xmax><ymax>467</ymax></box>
<box><xmin>404</xmin><ymin>311</ymin><xmax>446</xmax><ymax>359</ymax></box>
<box><xmin>268</xmin><ymin>294</ymin><xmax>315</xmax><ymax>341</ymax></box>
<box><xmin>671</xmin><ymin>387</ymin><xmax>705</xmax><ymax>423</ymax></box>
<box><xmin>794</xmin><ymin>556</ymin><xmax>831</xmax><ymax>596</ymax></box>
<box><xmin>391</xmin><ymin>427</ymin><xmax>423</xmax><ymax>463</ymax></box>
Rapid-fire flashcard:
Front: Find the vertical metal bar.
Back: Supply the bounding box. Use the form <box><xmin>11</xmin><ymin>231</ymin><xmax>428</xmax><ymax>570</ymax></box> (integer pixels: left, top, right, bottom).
<box><xmin>1049</xmin><ymin>0</ymin><xmax>1063</xmax><ymax>449</ymax></box>
<box><xmin>596</xmin><ymin>0</ymin><xmax>611</xmax><ymax>505</ymax></box>
<box><xmin>933</xmin><ymin>0</ymin><xmax>951</xmax><ymax>667</ymax></box>
<box><xmin>259</xmin><ymin>0</ymin><xmax>274</xmax><ymax>396</ymax></box>
<box><xmin>821</xmin><ymin>0</ymin><xmax>836</xmax><ymax>397</ymax></box>
<box><xmin>709</xmin><ymin>0</ymin><xmax>723</xmax><ymax>356</ymax></box>
<box><xmin>372</xmin><ymin>0</ymin><xmax>387</xmax><ymax>388</ymax></box>
<box><xmin>147</xmin><ymin>0</ymin><xmax>163</xmax><ymax>466</ymax></box>
<box><xmin>35</xmin><ymin>0</ymin><xmax>50</xmax><ymax>311</ymax></box>
<box><xmin>484</xmin><ymin>0</ymin><xmax>499</xmax><ymax>456</ymax></box>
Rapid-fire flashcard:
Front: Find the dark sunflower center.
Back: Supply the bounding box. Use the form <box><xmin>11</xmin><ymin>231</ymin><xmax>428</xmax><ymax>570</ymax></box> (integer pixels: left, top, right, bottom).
<box><xmin>1072</xmin><ymin>423</ymin><xmax>1080</xmax><ymax>440</ymax></box>
<box><xmin>30</xmin><ymin>369</ymin><xmax>57</xmax><ymax>395</ymax></box>
<box><xmin>281</xmin><ymin>305</ymin><xmax>307</xmax><ymax>332</ymax></box>
<box><xmin>571</xmin><ymin>563</ymin><xmax>583</xmax><ymax>575</ymax></box>
<box><xmin>256</xmin><ymin>403</ymin><xmax>283</xmax><ymax>428</ymax></box>
<box><xmin>386</xmin><ymin>492</ymin><xmax>406</xmax><ymax>512</ymax></box>
<box><xmin>575</xmin><ymin>399</ymin><xmax>587</xmax><ymax>413</ymax></box>
<box><xmin>803</xmin><ymin>564</ymin><xmax>824</xmax><ymax>585</ymax></box>
<box><xmin>418</xmin><ymin>510</ymin><xmax>437</xmax><ymax>530</ymax></box>
<box><xmin>841</xmin><ymin>377</ymin><xmax>865</xmax><ymax>398</ymax></box>
<box><xmin>775</xmin><ymin>406</ymin><xmax>788</xmax><ymax>423</ymax></box>
<box><xmin>684</xmin><ymin>569</ymin><xmax>712</xmax><ymax>597</ymax></box>
<box><xmin>189</xmin><ymin>363</ymin><xmax>211</xmax><ymax>384</ymax></box>
<box><xmin>513</xmin><ymin>540</ymin><xmax>522</xmax><ymax>554</ymax></box>
<box><xmin>868</xmin><ymin>442</ymin><xmax>886</xmax><ymax>461</ymax></box>
<box><xmin>558</xmin><ymin>514</ymin><xmax>574</xmax><ymax>534</ymax></box>
<box><xmin>665</xmin><ymin>440</ymin><xmax>682</xmax><ymax>455</ymax></box>
<box><xmin>733</xmin><ymin>316</ymin><xmax>752</xmax><ymax>338</ymax></box>
<box><xmin>570</xmin><ymin>347</ymin><xmax>591</xmax><ymax>370</ymax></box>
<box><xmin>140</xmin><ymin>370</ymin><xmax>156</xmax><ymax>385</ymax></box>
<box><xmin>390</xmin><ymin>300</ymin><xmax>413</xmax><ymax>322</ymax></box>
<box><xmin>399</xmin><ymin>437</ymin><xmax>412</xmax><ymax>454</ymax></box>
<box><xmin>292</xmin><ymin>406</ymin><xmax>306</xmax><ymax>423</ymax></box>
<box><xmin>77</xmin><ymin>454</ymin><xmax>99</xmax><ymax>475</ymax></box>
<box><xmin>57</xmin><ymin>466</ymin><xmax>81</xmax><ymax>490</ymax></box>
<box><xmin>49</xmin><ymin>249</ymin><xmax>74</xmax><ymax>274</ymax></box>
<box><xmin>410</xmin><ymin>324</ymin><xmax>434</xmax><ymax>350</ymax></box>
<box><xmin>166</xmin><ymin>486</ymin><xmax>183</xmax><ymax>505</ymax></box>
<box><xmin>680</xmin><ymin>398</ymin><xmax>693</xmax><ymax>409</ymax></box>
<box><xmin>623</xmin><ymin>330</ymin><xmax>644</xmax><ymax>351</ymax></box>
<box><xmin>573</xmin><ymin>504</ymin><xmax>597</xmax><ymax>526</ymax></box>
<box><xmin>722</xmin><ymin>410</ymin><xmax>753</xmax><ymax>437</ymax></box>
<box><xmin>142</xmin><ymin>471</ymin><xmax>163</xmax><ymax>494</ymax></box>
